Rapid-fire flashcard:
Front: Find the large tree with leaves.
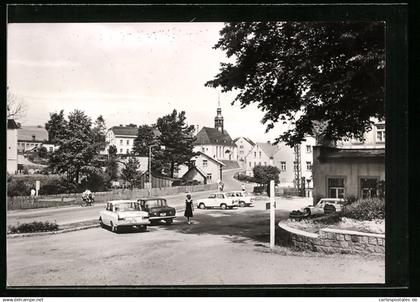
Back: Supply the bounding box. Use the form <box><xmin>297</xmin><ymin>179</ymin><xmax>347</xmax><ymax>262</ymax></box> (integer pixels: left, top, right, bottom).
<box><xmin>132</xmin><ymin>125</ymin><xmax>158</xmax><ymax>156</ymax></box>
<box><xmin>154</xmin><ymin>109</ymin><xmax>196</xmax><ymax>178</ymax></box>
<box><xmin>206</xmin><ymin>22</ymin><xmax>385</xmax><ymax>146</ymax></box>
<box><xmin>45</xmin><ymin>110</ymin><xmax>68</xmax><ymax>144</ymax></box>
<box><xmin>48</xmin><ymin>110</ymin><xmax>104</xmax><ymax>184</ymax></box>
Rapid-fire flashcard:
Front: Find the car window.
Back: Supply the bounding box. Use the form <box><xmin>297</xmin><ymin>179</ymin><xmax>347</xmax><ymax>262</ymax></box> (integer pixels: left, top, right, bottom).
<box><xmin>216</xmin><ymin>194</ymin><xmax>224</xmax><ymax>199</ymax></box>
<box><xmin>145</xmin><ymin>200</ymin><xmax>159</xmax><ymax>208</ymax></box>
<box><xmin>116</xmin><ymin>202</ymin><xmax>141</xmax><ymax>212</ymax></box>
<box><xmin>160</xmin><ymin>199</ymin><xmax>167</xmax><ymax>206</ymax></box>
<box><xmin>225</xmin><ymin>193</ymin><xmax>233</xmax><ymax>197</ymax></box>
<box><xmin>236</xmin><ymin>193</ymin><xmax>242</xmax><ymax>197</ymax></box>
<box><xmin>208</xmin><ymin>194</ymin><xmax>216</xmax><ymax>199</ymax></box>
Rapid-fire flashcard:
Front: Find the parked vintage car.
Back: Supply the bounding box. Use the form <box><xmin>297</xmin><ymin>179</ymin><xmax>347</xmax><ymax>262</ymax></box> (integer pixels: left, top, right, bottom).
<box><xmin>195</xmin><ymin>192</ymin><xmax>240</xmax><ymax>210</ymax></box>
<box><xmin>99</xmin><ymin>200</ymin><xmax>150</xmax><ymax>233</ymax></box>
<box><xmin>137</xmin><ymin>198</ymin><xmax>176</xmax><ymax>225</ymax></box>
<box><xmin>302</xmin><ymin>198</ymin><xmax>345</xmax><ymax>216</ymax></box>
<box><xmin>227</xmin><ymin>191</ymin><xmax>255</xmax><ymax>207</ymax></box>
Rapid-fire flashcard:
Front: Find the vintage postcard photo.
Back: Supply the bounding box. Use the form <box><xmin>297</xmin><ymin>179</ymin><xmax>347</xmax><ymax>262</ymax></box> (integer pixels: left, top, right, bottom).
<box><xmin>6</xmin><ymin>20</ymin><xmax>386</xmax><ymax>286</ymax></box>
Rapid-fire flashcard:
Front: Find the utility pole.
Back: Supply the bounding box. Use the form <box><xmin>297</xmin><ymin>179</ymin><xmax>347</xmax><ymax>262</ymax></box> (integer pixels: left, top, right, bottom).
<box><xmin>294</xmin><ymin>144</ymin><xmax>302</xmax><ymax>195</ymax></box>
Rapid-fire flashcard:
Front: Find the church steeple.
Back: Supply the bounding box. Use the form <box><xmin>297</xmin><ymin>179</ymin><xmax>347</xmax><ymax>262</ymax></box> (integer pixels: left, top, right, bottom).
<box><xmin>214</xmin><ymin>94</ymin><xmax>224</xmax><ymax>133</ymax></box>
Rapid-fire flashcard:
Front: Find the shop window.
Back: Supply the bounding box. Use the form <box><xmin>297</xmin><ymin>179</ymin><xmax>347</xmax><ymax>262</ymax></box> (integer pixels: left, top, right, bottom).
<box><xmin>360</xmin><ymin>177</ymin><xmax>379</xmax><ymax>198</ymax></box>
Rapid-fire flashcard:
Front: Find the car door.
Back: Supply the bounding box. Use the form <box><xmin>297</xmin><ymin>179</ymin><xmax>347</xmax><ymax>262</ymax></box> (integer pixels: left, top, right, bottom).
<box><xmin>216</xmin><ymin>193</ymin><xmax>226</xmax><ymax>207</ymax></box>
<box><xmin>102</xmin><ymin>203</ymin><xmax>113</xmax><ymax>226</ymax></box>
<box><xmin>206</xmin><ymin>194</ymin><xmax>217</xmax><ymax>207</ymax></box>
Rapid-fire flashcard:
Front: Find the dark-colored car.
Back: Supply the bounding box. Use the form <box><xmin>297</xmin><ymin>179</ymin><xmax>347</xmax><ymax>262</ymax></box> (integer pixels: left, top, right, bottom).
<box><xmin>137</xmin><ymin>198</ymin><xmax>176</xmax><ymax>225</ymax></box>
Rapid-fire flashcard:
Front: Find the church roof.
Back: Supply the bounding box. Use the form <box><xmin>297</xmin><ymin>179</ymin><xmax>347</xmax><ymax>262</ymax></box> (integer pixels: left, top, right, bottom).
<box><xmin>194</xmin><ymin>127</ymin><xmax>236</xmax><ymax>147</ymax></box>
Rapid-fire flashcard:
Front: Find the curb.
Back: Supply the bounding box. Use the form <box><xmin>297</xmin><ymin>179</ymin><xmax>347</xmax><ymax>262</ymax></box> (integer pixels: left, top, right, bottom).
<box><xmin>7</xmin><ymin>224</ymin><xmax>100</xmax><ymax>239</ymax></box>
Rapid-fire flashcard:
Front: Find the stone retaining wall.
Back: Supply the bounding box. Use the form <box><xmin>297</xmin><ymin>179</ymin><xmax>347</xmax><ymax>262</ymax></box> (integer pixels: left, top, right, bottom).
<box><xmin>278</xmin><ymin>222</ymin><xmax>385</xmax><ymax>255</ymax></box>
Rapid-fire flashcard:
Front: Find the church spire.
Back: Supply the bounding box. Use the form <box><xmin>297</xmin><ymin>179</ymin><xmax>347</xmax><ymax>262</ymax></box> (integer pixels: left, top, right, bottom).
<box><xmin>215</xmin><ymin>93</ymin><xmax>224</xmax><ymax>133</ymax></box>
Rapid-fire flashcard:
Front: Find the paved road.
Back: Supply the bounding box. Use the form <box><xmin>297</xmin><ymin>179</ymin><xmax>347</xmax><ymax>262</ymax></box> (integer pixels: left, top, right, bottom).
<box><xmin>7</xmin><ymin>168</ymin><xmax>246</xmax><ymax>227</ymax></box>
<box><xmin>7</xmin><ymin>201</ymin><xmax>384</xmax><ymax>286</ymax></box>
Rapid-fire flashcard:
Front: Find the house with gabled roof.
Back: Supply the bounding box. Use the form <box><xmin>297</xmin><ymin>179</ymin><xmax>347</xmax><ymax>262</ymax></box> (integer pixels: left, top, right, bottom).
<box><xmin>105</xmin><ymin>125</ymin><xmax>138</xmax><ymax>155</ymax></box>
<box><xmin>17</xmin><ymin>125</ymin><xmax>49</xmax><ymax>153</ymax></box>
<box><xmin>178</xmin><ymin>151</ymin><xmax>226</xmax><ymax>184</ymax></box>
<box><xmin>193</xmin><ymin>102</ymin><xmax>237</xmax><ymax>162</ymax></box>
<box><xmin>234</xmin><ymin>136</ymin><xmax>255</xmax><ymax>168</ymax></box>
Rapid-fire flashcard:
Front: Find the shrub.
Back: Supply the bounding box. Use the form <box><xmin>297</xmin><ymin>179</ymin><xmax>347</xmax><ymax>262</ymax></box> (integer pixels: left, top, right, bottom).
<box><xmin>8</xmin><ymin>221</ymin><xmax>59</xmax><ymax>234</ymax></box>
<box><xmin>7</xmin><ymin>179</ymin><xmax>32</xmax><ymax>197</ymax></box>
<box><xmin>235</xmin><ymin>173</ymin><xmax>258</xmax><ymax>183</ymax></box>
<box><xmin>80</xmin><ymin>171</ymin><xmax>111</xmax><ymax>192</ymax></box>
<box><xmin>38</xmin><ymin>177</ymin><xmax>80</xmax><ymax>195</ymax></box>
<box><xmin>340</xmin><ymin>198</ymin><xmax>385</xmax><ymax>221</ymax></box>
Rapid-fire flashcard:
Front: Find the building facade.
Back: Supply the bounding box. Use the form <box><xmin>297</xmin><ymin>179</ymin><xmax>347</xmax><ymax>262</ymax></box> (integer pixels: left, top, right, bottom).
<box><xmin>17</xmin><ymin>126</ymin><xmax>49</xmax><ymax>153</ymax></box>
<box><xmin>312</xmin><ymin>146</ymin><xmax>385</xmax><ymax>202</ymax></box>
<box><xmin>7</xmin><ymin>119</ymin><xmax>19</xmax><ymax>174</ymax></box>
<box><xmin>234</xmin><ymin>137</ymin><xmax>255</xmax><ymax>168</ymax></box>
<box><xmin>336</xmin><ymin>120</ymin><xmax>385</xmax><ymax>149</ymax></box>
<box><xmin>193</xmin><ymin>103</ymin><xmax>237</xmax><ymax>162</ymax></box>
<box><xmin>180</xmin><ymin>152</ymin><xmax>225</xmax><ymax>184</ymax></box>
<box><xmin>105</xmin><ymin>126</ymin><xmax>138</xmax><ymax>155</ymax></box>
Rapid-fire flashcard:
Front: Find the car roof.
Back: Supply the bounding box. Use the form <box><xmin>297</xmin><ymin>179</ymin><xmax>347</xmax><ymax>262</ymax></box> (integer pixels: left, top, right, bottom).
<box><xmin>108</xmin><ymin>200</ymin><xmax>138</xmax><ymax>205</ymax></box>
<box><xmin>137</xmin><ymin>198</ymin><xmax>167</xmax><ymax>202</ymax></box>
<box><xmin>319</xmin><ymin>198</ymin><xmax>345</xmax><ymax>202</ymax></box>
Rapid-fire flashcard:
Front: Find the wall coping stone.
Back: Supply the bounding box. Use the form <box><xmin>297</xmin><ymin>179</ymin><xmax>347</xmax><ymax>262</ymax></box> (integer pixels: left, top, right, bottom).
<box><xmin>278</xmin><ymin>222</ymin><xmax>319</xmax><ymax>239</ymax></box>
<box><xmin>321</xmin><ymin>228</ymin><xmax>385</xmax><ymax>238</ymax></box>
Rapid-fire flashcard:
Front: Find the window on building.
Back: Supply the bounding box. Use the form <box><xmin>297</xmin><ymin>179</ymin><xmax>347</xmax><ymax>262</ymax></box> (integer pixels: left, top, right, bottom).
<box><xmin>239</xmin><ymin>150</ymin><xmax>244</xmax><ymax>155</ymax></box>
<box><xmin>120</xmin><ymin>139</ymin><xmax>123</xmax><ymax>145</ymax></box>
<box><xmin>254</xmin><ymin>152</ymin><xmax>256</xmax><ymax>158</ymax></box>
<box><xmin>32</xmin><ymin>135</ymin><xmax>36</xmax><ymax>141</ymax></box>
<box><xmin>126</xmin><ymin>140</ymin><xmax>129</xmax><ymax>145</ymax></box>
<box><xmin>249</xmin><ymin>162</ymin><xmax>252</xmax><ymax>167</ymax></box>
<box><xmin>259</xmin><ymin>151</ymin><xmax>262</xmax><ymax>158</ymax></box>
<box><xmin>306</xmin><ymin>145</ymin><xmax>312</xmax><ymax>153</ymax></box>
<box><xmin>126</xmin><ymin>149</ymin><xmax>130</xmax><ymax>154</ymax></box>
<box><xmin>240</xmin><ymin>145</ymin><xmax>244</xmax><ymax>149</ymax></box>
<box><xmin>207</xmin><ymin>173</ymin><xmax>212</xmax><ymax>180</ymax></box>
<box><xmin>328</xmin><ymin>177</ymin><xmax>345</xmax><ymax>198</ymax></box>
<box><xmin>120</xmin><ymin>148</ymin><xmax>123</xmax><ymax>153</ymax></box>
<box><xmin>376</xmin><ymin>124</ymin><xmax>385</xmax><ymax>143</ymax></box>
<box><xmin>360</xmin><ymin>177</ymin><xmax>379</xmax><ymax>198</ymax></box>
<box><xmin>264</xmin><ymin>162</ymin><xmax>267</xmax><ymax>166</ymax></box>
<box><xmin>202</xmin><ymin>147</ymin><xmax>205</xmax><ymax>152</ymax></box>
<box><xmin>306</xmin><ymin>161</ymin><xmax>312</xmax><ymax>171</ymax></box>
<box><xmin>203</xmin><ymin>160</ymin><xmax>208</xmax><ymax>167</ymax></box>
<box><xmin>280</xmin><ymin>161</ymin><xmax>286</xmax><ymax>171</ymax></box>
<box><xmin>254</xmin><ymin>162</ymin><xmax>256</xmax><ymax>167</ymax></box>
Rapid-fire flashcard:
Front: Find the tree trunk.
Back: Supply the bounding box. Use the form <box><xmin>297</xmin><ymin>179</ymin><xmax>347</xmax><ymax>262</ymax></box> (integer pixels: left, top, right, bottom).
<box><xmin>170</xmin><ymin>161</ymin><xmax>175</xmax><ymax>178</ymax></box>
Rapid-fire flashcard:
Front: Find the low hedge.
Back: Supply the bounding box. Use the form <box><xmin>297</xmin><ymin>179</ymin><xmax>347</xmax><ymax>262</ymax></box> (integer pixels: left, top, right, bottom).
<box><xmin>340</xmin><ymin>198</ymin><xmax>385</xmax><ymax>221</ymax></box>
<box><xmin>8</xmin><ymin>221</ymin><xmax>59</xmax><ymax>234</ymax></box>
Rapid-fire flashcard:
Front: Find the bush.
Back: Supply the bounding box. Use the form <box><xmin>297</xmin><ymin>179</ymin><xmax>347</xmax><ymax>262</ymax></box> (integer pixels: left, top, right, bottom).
<box><xmin>38</xmin><ymin>177</ymin><xmax>81</xmax><ymax>195</ymax></box>
<box><xmin>340</xmin><ymin>198</ymin><xmax>385</xmax><ymax>221</ymax></box>
<box><xmin>80</xmin><ymin>171</ymin><xmax>111</xmax><ymax>192</ymax></box>
<box><xmin>235</xmin><ymin>173</ymin><xmax>258</xmax><ymax>183</ymax></box>
<box><xmin>8</xmin><ymin>221</ymin><xmax>59</xmax><ymax>234</ymax></box>
<box><xmin>7</xmin><ymin>179</ymin><xmax>32</xmax><ymax>197</ymax></box>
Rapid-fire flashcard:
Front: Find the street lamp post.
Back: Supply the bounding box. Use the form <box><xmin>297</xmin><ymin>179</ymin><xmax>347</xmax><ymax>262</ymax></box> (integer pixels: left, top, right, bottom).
<box><xmin>148</xmin><ymin>144</ymin><xmax>160</xmax><ymax>197</ymax></box>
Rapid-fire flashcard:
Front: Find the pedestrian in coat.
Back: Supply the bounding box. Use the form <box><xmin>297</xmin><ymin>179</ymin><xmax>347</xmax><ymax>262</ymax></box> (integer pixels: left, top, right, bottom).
<box><xmin>184</xmin><ymin>194</ymin><xmax>194</xmax><ymax>224</ymax></box>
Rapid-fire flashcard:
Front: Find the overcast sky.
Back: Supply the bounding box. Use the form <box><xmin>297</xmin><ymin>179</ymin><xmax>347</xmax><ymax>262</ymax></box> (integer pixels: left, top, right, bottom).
<box><xmin>8</xmin><ymin>22</ymin><xmax>288</xmax><ymax>142</ymax></box>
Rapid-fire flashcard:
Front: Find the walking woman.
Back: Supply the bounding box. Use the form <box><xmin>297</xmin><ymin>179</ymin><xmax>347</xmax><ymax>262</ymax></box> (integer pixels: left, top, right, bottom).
<box><xmin>184</xmin><ymin>194</ymin><xmax>194</xmax><ymax>224</ymax></box>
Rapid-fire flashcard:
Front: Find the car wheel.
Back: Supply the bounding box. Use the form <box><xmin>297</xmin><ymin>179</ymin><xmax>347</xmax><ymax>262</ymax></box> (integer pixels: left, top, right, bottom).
<box><xmin>99</xmin><ymin>217</ymin><xmax>104</xmax><ymax>228</ymax></box>
<box><xmin>141</xmin><ymin>225</ymin><xmax>147</xmax><ymax>231</ymax></box>
<box><xmin>165</xmin><ymin>218</ymin><xmax>173</xmax><ymax>225</ymax></box>
<box><xmin>239</xmin><ymin>201</ymin><xmax>246</xmax><ymax>208</ymax></box>
<box><xmin>220</xmin><ymin>203</ymin><xmax>227</xmax><ymax>210</ymax></box>
<box><xmin>199</xmin><ymin>203</ymin><xmax>206</xmax><ymax>209</ymax></box>
<box><xmin>304</xmin><ymin>208</ymin><xmax>311</xmax><ymax>216</ymax></box>
<box><xmin>110</xmin><ymin>221</ymin><xmax>118</xmax><ymax>233</ymax></box>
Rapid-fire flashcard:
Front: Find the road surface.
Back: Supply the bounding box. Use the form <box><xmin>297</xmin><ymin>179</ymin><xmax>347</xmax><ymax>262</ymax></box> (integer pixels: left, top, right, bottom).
<box><xmin>7</xmin><ymin>168</ymin><xmax>249</xmax><ymax>227</ymax></box>
<box><xmin>7</xmin><ymin>201</ymin><xmax>384</xmax><ymax>286</ymax></box>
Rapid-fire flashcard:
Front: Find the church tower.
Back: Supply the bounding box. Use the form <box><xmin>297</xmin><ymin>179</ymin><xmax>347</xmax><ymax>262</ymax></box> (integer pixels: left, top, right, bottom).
<box><xmin>214</xmin><ymin>95</ymin><xmax>224</xmax><ymax>133</ymax></box>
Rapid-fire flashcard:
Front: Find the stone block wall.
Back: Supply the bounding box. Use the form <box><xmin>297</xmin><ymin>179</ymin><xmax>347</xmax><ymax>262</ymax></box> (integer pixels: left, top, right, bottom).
<box><xmin>278</xmin><ymin>223</ymin><xmax>385</xmax><ymax>255</ymax></box>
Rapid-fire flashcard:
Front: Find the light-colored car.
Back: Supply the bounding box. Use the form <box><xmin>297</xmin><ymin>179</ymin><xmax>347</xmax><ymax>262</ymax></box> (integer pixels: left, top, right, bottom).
<box><xmin>99</xmin><ymin>200</ymin><xmax>150</xmax><ymax>233</ymax></box>
<box><xmin>196</xmin><ymin>192</ymin><xmax>240</xmax><ymax>210</ymax></box>
<box><xmin>302</xmin><ymin>198</ymin><xmax>345</xmax><ymax>216</ymax></box>
<box><xmin>227</xmin><ymin>191</ymin><xmax>255</xmax><ymax>207</ymax></box>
